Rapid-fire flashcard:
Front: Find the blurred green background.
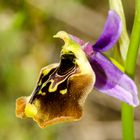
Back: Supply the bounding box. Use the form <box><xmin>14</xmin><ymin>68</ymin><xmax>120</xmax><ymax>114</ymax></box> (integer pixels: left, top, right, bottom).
<box><xmin>0</xmin><ymin>0</ymin><xmax>140</xmax><ymax>140</ymax></box>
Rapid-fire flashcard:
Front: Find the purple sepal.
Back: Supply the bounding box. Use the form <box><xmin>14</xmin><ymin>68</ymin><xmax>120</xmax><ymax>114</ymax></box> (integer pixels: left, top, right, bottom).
<box><xmin>93</xmin><ymin>10</ymin><xmax>122</xmax><ymax>52</ymax></box>
<box><xmin>68</xmin><ymin>9</ymin><xmax>139</xmax><ymax>107</ymax></box>
<box><xmin>89</xmin><ymin>52</ymin><xmax>139</xmax><ymax>107</ymax></box>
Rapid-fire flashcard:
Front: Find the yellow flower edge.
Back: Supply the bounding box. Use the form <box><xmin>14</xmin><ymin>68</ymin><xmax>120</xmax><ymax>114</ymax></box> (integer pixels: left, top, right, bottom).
<box><xmin>25</xmin><ymin>103</ymin><xmax>37</xmax><ymax>118</ymax></box>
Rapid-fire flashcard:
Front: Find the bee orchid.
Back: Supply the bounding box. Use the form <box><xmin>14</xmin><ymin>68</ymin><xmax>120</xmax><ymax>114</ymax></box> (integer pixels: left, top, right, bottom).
<box><xmin>16</xmin><ymin>10</ymin><xmax>139</xmax><ymax>128</ymax></box>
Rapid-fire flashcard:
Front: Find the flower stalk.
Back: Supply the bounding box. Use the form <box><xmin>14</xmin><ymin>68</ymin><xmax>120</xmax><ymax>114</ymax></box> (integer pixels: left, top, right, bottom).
<box><xmin>122</xmin><ymin>0</ymin><xmax>140</xmax><ymax>140</ymax></box>
<box><xmin>110</xmin><ymin>0</ymin><xmax>140</xmax><ymax>139</ymax></box>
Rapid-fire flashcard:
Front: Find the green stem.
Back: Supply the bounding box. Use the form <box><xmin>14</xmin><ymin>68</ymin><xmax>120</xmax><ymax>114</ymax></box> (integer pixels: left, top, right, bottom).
<box><xmin>109</xmin><ymin>0</ymin><xmax>130</xmax><ymax>61</ymax></box>
<box><xmin>122</xmin><ymin>0</ymin><xmax>140</xmax><ymax>140</ymax></box>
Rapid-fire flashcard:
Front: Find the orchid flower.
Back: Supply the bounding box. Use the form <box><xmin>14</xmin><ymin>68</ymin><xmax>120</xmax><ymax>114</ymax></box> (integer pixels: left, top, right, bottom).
<box><xmin>16</xmin><ymin>10</ymin><xmax>139</xmax><ymax>128</ymax></box>
<box><xmin>16</xmin><ymin>32</ymin><xmax>95</xmax><ymax>128</ymax></box>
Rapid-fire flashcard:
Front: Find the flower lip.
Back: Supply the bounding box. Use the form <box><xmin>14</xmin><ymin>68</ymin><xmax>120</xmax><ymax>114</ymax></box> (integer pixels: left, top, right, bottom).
<box><xmin>16</xmin><ymin>31</ymin><xmax>96</xmax><ymax>128</ymax></box>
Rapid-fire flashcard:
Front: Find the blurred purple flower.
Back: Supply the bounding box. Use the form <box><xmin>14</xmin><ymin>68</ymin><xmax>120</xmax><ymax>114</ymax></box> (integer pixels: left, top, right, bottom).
<box><xmin>70</xmin><ymin>10</ymin><xmax>139</xmax><ymax>107</ymax></box>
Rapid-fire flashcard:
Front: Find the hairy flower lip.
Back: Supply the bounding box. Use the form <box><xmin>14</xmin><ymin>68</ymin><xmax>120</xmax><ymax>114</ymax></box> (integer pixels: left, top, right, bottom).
<box><xmin>16</xmin><ymin>32</ymin><xmax>95</xmax><ymax>128</ymax></box>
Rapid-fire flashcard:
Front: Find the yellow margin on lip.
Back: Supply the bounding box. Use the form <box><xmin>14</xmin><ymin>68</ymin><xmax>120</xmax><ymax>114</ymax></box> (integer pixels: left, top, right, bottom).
<box><xmin>60</xmin><ymin>89</ymin><xmax>67</xmax><ymax>95</ymax></box>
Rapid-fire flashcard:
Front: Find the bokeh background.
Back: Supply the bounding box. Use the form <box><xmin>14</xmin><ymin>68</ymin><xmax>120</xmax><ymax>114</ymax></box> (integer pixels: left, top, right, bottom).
<box><xmin>0</xmin><ymin>0</ymin><xmax>140</xmax><ymax>140</ymax></box>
